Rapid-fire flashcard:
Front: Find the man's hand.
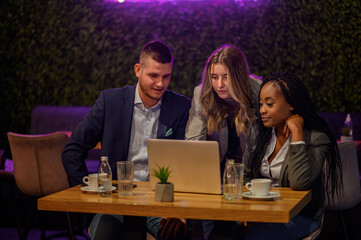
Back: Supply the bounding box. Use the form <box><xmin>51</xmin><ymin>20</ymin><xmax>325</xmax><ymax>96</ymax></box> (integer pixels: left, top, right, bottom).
<box><xmin>160</xmin><ymin>218</ymin><xmax>187</xmax><ymax>239</ymax></box>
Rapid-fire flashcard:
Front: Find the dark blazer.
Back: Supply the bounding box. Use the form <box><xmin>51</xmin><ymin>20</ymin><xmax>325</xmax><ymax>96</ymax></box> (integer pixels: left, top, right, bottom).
<box><xmin>62</xmin><ymin>85</ymin><xmax>191</xmax><ymax>187</ymax></box>
<box><xmin>243</xmin><ymin>125</ymin><xmax>330</xmax><ymax>220</ymax></box>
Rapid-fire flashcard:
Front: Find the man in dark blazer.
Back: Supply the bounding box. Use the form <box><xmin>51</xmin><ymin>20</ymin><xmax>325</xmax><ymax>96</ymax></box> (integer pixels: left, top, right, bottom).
<box><xmin>62</xmin><ymin>40</ymin><xmax>191</xmax><ymax>240</ymax></box>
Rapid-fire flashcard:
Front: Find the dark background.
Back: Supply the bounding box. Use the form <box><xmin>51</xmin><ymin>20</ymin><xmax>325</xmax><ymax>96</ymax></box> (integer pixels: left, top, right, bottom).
<box><xmin>1</xmin><ymin>0</ymin><xmax>360</xmax><ymax>154</ymax></box>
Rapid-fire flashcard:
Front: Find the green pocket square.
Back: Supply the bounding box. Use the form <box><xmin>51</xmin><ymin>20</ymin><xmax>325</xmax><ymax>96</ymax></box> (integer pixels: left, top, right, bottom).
<box><xmin>165</xmin><ymin>128</ymin><xmax>173</xmax><ymax>137</ymax></box>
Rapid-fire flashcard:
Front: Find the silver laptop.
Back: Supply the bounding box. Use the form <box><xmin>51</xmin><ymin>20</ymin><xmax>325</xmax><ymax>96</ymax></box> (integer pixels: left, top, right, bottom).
<box><xmin>147</xmin><ymin>139</ymin><xmax>222</xmax><ymax>194</ymax></box>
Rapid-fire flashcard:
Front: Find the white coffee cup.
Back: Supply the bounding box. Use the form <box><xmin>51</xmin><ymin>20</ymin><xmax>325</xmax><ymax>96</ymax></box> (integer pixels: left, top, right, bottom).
<box><xmin>83</xmin><ymin>173</ymin><xmax>98</xmax><ymax>190</ymax></box>
<box><xmin>98</xmin><ymin>172</ymin><xmax>108</xmax><ymax>180</ymax></box>
<box><xmin>98</xmin><ymin>173</ymin><xmax>112</xmax><ymax>190</ymax></box>
<box><xmin>245</xmin><ymin>178</ymin><xmax>272</xmax><ymax>196</ymax></box>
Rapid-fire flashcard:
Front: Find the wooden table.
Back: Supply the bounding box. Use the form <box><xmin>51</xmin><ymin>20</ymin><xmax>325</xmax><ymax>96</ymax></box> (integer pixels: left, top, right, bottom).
<box><xmin>38</xmin><ymin>182</ymin><xmax>311</xmax><ymax>223</ymax></box>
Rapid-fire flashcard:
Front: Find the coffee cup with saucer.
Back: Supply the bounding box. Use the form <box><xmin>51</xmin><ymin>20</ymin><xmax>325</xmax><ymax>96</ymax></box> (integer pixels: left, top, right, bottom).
<box><xmin>242</xmin><ymin>178</ymin><xmax>280</xmax><ymax>200</ymax></box>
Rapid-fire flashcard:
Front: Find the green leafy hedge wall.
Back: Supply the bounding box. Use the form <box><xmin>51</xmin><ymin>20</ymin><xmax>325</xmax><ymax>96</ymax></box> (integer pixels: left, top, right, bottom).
<box><xmin>1</xmin><ymin>0</ymin><xmax>360</xmax><ymax>150</ymax></box>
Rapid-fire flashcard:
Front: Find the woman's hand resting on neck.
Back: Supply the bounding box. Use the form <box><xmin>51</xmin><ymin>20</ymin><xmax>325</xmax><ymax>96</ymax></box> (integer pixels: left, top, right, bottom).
<box><xmin>284</xmin><ymin>114</ymin><xmax>304</xmax><ymax>142</ymax></box>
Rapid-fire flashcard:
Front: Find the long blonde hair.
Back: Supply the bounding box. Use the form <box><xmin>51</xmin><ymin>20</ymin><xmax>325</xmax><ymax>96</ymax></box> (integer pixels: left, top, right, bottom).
<box><xmin>200</xmin><ymin>45</ymin><xmax>254</xmax><ymax>136</ymax></box>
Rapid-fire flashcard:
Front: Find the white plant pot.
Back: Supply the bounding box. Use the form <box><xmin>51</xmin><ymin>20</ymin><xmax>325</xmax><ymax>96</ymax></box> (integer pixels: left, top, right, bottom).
<box><xmin>340</xmin><ymin>135</ymin><xmax>353</xmax><ymax>142</ymax></box>
<box><xmin>154</xmin><ymin>182</ymin><xmax>174</xmax><ymax>202</ymax></box>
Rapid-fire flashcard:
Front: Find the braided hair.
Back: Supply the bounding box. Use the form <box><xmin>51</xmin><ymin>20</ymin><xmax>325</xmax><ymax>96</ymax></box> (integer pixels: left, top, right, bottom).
<box><xmin>249</xmin><ymin>72</ymin><xmax>342</xmax><ymax>203</ymax></box>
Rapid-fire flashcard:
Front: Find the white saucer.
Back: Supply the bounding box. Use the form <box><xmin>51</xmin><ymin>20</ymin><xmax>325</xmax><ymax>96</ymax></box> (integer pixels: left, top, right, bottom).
<box><xmin>80</xmin><ymin>186</ymin><xmax>116</xmax><ymax>194</ymax></box>
<box><xmin>242</xmin><ymin>191</ymin><xmax>280</xmax><ymax>201</ymax></box>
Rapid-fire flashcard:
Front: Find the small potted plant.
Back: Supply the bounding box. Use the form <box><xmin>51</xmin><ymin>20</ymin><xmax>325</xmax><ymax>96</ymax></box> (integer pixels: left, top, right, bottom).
<box><xmin>340</xmin><ymin>127</ymin><xmax>353</xmax><ymax>141</ymax></box>
<box><xmin>341</xmin><ymin>114</ymin><xmax>353</xmax><ymax>142</ymax></box>
<box><xmin>152</xmin><ymin>165</ymin><xmax>174</xmax><ymax>202</ymax></box>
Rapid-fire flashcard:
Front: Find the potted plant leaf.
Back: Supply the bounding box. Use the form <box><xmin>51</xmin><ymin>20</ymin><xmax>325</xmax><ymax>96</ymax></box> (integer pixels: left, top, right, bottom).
<box><xmin>340</xmin><ymin>127</ymin><xmax>353</xmax><ymax>141</ymax></box>
<box><xmin>152</xmin><ymin>165</ymin><xmax>174</xmax><ymax>202</ymax></box>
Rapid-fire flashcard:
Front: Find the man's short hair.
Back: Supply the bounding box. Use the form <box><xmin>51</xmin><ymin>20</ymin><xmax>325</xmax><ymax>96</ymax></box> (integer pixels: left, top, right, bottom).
<box><xmin>139</xmin><ymin>40</ymin><xmax>173</xmax><ymax>64</ymax></box>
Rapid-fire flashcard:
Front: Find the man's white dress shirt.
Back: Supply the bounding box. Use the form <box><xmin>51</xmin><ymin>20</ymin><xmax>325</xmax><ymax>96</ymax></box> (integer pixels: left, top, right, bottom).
<box><xmin>127</xmin><ymin>84</ymin><xmax>161</xmax><ymax>181</ymax></box>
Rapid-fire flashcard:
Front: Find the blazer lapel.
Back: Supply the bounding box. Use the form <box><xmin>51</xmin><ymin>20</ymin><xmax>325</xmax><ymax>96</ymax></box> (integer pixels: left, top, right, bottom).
<box><xmin>157</xmin><ymin>91</ymin><xmax>170</xmax><ymax>138</ymax></box>
<box><xmin>121</xmin><ymin>85</ymin><xmax>136</xmax><ymax>158</ymax></box>
<box><xmin>279</xmin><ymin>129</ymin><xmax>310</xmax><ymax>185</ymax></box>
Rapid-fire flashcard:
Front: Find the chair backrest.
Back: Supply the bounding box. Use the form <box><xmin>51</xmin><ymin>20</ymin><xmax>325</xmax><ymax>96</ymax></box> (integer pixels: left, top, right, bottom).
<box><xmin>30</xmin><ymin>105</ymin><xmax>91</xmax><ymax>134</ymax></box>
<box><xmin>7</xmin><ymin>132</ymin><xmax>70</xmax><ymax>196</ymax></box>
<box><xmin>325</xmin><ymin>141</ymin><xmax>361</xmax><ymax>210</ymax></box>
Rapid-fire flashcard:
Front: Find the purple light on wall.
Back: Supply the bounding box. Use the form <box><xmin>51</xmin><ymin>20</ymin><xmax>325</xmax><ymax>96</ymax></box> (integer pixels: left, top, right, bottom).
<box><xmin>108</xmin><ymin>0</ymin><xmax>209</xmax><ymax>2</ymax></box>
<box><xmin>106</xmin><ymin>0</ymin><xmax>260</xmax><ymax>3</ymax></box>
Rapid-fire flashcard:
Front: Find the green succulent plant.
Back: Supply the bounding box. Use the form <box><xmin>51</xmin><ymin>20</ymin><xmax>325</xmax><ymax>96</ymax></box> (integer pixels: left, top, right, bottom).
<box><xmin>152</xmin><ymin>165</ymin><xmax>171</xmax><ymax>184</ymax></box>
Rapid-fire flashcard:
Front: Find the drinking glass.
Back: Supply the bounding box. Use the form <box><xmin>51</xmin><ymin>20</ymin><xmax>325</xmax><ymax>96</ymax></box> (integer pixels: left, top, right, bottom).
<box><xmin>234</xmin><ymin>163</ymin><xmax>244</xmax><ymax>199</ymax></box>
<box><xmin>117</xmin><ymin>161</ymin><xmax>134</xmax><ymax>196</ymax></box>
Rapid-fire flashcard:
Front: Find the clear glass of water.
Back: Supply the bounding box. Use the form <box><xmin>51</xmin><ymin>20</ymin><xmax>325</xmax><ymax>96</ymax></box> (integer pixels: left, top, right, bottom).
<box><xmin>117</xmin><ymin>161</ymin><xmax>134</xmax><ymax>196</ymax></box>
<box><xmin>234</xmin><ymin>163</ymin><xmax>244</xmax><ymax>199</ymax></box>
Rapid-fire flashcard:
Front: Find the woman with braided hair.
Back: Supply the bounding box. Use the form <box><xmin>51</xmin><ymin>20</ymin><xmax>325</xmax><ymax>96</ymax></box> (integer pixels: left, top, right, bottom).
<box><xmin>236</xmin><ymin>72</ymin><xmax>342</xmax><ymax>240</ymax></box>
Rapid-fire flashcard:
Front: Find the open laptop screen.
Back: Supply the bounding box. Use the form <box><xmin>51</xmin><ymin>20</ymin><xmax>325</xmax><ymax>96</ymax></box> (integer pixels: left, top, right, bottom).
<box><xmin>147</xmin><ymin>139</ymin><xmax>222</xmax><ymax>194</ymax></box>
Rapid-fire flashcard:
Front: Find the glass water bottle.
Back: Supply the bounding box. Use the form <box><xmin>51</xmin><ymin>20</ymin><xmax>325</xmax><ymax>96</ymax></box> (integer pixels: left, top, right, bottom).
<box><xmin>98</xmin><ymin>156</ymin><xmax>113</xmax><ymax>197</ymax></box>
<box><xmin>223</xmin><ymin>159</ymin><xmax>238</xmax><ymax>201</ymax></box>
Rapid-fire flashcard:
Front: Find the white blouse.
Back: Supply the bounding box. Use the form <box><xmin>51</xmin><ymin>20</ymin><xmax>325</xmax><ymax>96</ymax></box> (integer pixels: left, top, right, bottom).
<box><xmin>260</xmin><ymin>128</ymin><xmax>305</xmax><ymax>186</ymax></box>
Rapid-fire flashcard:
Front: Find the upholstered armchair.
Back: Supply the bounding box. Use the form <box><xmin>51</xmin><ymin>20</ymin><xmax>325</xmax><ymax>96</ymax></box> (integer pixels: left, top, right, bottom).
<box><xmin>7</xmin><ymin>132</ymin><xmax>74</xmax><ymax>240</ymax></box>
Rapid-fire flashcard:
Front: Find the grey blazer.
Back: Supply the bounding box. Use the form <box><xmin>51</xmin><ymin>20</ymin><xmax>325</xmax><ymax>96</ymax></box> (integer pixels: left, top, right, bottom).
<box><xmin>185</xmin><ymin>76</ymin><xmax>262</xmax><ymax>164</ymax></box>
<box><xmin>243</xmin><ymin>125</ymin><xmax>330</xmax><ymax>220</ymax></box>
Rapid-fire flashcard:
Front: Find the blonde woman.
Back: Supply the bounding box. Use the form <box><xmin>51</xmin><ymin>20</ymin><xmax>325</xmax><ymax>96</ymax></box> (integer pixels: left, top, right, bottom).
<box><xmin>185</xmin><ymin>45</ymin><xmax>261</xmax><ymax>240</ymax></box>
<box><xmin>186</xmin><ymin>44</ymin><xmax>261</xmax><ymax>168</ymax></box>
